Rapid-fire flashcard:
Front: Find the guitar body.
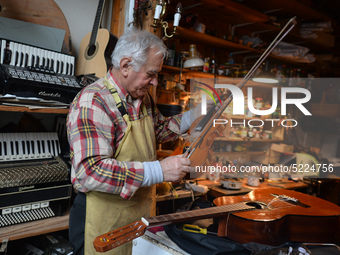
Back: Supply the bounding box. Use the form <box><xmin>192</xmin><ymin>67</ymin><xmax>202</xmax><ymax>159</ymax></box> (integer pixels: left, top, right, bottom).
<box><xmin>76</xmin><ymin>28</ymin><xmax>110</xmax><ymax>78</ymax></box>
<box><xmin>214</xmin><ymin>188</ymin><xmax>340</xmax><ymax>245</ymax></box>
<box><xmin>94</xmin><ymin>188</ymin><xmax>340</xmax><ymax>252</ymax></box>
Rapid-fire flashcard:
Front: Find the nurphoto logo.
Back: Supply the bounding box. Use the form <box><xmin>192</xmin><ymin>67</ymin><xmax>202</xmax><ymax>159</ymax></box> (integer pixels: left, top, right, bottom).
<box><xmin>197</xmin><ymin>81</ymin><xmax>312</xmax><ymax>128</ymax></box>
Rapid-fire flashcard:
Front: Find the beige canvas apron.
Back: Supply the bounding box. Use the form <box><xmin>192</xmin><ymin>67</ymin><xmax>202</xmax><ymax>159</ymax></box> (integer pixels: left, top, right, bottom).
<box><xmin>84</xmin><ymin>78</ymin><xmax>157</xmax><ymax>255</ymax></box>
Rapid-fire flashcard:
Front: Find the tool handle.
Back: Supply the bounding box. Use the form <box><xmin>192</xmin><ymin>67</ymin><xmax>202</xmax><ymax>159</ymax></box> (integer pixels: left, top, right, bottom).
<box><xmin>183</xmin><ymin>224</ymin><xmax>207</xmax><ymax>234</ymax></box>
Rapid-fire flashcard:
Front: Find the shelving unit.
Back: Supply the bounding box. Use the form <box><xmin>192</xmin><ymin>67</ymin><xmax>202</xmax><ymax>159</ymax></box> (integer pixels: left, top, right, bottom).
<box><xmin>0</xmin><ymin>214</ymin><xmax>69</xmax><ymax>241</ymax></box>
<box><xmin>211</xmin><ymin>112</ymin><xmax>285</xmax><ymax>163</ymax></box>
<box><xmin>162</xmin><ymin>65</ymin><xmax>287</xmax><ymax>89</ymax></box>
<box><xmin>166</xmin><ymin>0</ymin><xmax>339</xmax><ymax>73</ymax></box>
<box><xmin>158</xmin><ymin>0</ymin><xmax>340</xmax><ymax>166</ymax></box>
<box><xmin>160</xmin><ymin>67</ymin><xmax>285</xmax><ymax>165</ymax></box>
<box><xmin>0</xmin><ymin>105</ymin><xmax>70</xmax><ymax>244</ymax></box>
<box><xmin>0</xmin><ymin>105</ymin><xmax>69</xmax><ymax>114</ymax></box>
<box><xmin>174</xmin><ymin>26</ymin><xmax>315</xmax><ymax>66</ymax></box>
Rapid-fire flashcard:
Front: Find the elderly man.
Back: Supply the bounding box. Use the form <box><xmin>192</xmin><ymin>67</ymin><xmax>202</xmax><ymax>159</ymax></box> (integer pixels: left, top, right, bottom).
<box><xmin>67</xmin><ymin>27</ymin><xmax>210</xmax><ymax>255</ymax></box>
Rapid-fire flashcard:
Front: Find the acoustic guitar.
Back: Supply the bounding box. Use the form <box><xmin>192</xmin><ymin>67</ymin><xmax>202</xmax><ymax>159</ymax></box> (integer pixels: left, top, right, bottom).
<box><xmin>75</xmin><ymin>0</ymin><xmax>117</xmax><ymax>78</ymax></box>
<box><xmin>93</xmin><ymin>188</ymin><xmax>340</xmax><ymax>252</ymax></box>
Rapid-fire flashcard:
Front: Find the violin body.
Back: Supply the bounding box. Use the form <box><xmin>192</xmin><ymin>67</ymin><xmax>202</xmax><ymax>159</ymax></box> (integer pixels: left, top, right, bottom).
<box><xmin>213</xmin><ymin>188</ymin><xmax>340</xmax><ymax>245</ymax></box>
<box><xmin>188</xmin><ymin>122</ymin><xmax>225</xmax><ymax>168</ymax></box>
<box><xmin>171</xmin><ymin>111</ymin><xmax>226</xmax><ymax>169</ymax></box>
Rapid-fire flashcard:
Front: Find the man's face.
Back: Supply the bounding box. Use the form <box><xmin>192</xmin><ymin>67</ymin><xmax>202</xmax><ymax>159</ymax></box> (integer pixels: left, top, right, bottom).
<box><xmin>126</xmin><ymin>47</ymin><xmax>163</xmax><ymax>99</ymax></box>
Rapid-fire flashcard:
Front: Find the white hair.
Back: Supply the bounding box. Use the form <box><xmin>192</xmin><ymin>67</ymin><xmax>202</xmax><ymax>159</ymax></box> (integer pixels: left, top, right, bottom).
<box><xmin>111</xmin><ymin>27</ymin><xmax>168</xmax><ymax>72</ymax></box>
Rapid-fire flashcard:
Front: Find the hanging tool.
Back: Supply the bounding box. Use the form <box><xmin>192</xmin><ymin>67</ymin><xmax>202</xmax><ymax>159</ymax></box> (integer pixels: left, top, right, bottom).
<box><xmin>132</xmin><ymin>0</ymin><xmax>152</xmax><ymax>29</ymax></box>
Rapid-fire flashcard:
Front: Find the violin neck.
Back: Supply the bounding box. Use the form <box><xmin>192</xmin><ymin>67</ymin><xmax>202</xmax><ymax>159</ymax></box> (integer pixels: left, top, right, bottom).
<box><xmin>194</xmin><ymin>106</ymin><xmax>215</xmax><ymax>132</ymax></box>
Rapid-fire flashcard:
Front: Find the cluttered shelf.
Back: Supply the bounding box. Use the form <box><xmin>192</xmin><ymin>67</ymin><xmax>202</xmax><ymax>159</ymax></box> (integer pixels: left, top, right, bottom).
<box><xmin>201</xmin><ymin>178</ymin><xmax>310</xmax><ymax>198</ymax></box>
<box><xmin>161</xmin><ymin>65</ymin><xmax>288</xmax><ymax>88</ymax></box>
<box><xmin>174</xmin><ymin>27</ymin><xmax>320</xmax><ymax>66</ymax></box>
<box><xmin>213</xmin><ymin>151</ymin><xmax>266</xmax><ymax>156</ymax></box>
<box><xmin>0</xmin><ymin>213</ymin><xmax>69</xmax><ymax>241</ymax></box>
<box><xmin>170</xmin><ymin>0</ymin><xmax>338</xmax><ymax>34</ymax></box>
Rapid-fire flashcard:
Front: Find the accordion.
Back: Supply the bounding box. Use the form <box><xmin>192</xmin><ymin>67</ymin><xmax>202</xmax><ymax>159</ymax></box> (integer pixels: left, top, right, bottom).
<box><xmin>0</xmin><ymin>132</ymin><xmax>72</xmax><ymax>227</ymax></box>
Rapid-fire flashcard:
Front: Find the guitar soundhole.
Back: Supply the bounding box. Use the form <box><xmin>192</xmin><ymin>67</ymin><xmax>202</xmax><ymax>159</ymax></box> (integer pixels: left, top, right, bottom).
<box><xmin>87</xmin><ymin>44</ymin><xmax>96</xmax><ymax>57</ymax></box>
<box><xmin>245</xmin><ymin>201</ymin><xmax>270</xmax><ymax>209</ymax></box>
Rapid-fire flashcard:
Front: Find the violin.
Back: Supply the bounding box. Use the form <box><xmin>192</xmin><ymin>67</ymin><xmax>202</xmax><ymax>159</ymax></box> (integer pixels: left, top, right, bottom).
<box><xmin>172</xmin><ymin>17</ymin><xmax>297</xmax><ymax>170</ymax></box>
<box><xmin>171</xmin><ymin>105</ymin><xmax>226</xmax><ymax>168</ymax></box>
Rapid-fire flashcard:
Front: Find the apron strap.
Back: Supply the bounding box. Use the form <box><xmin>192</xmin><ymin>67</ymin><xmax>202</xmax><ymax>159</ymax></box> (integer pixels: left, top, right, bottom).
<box><xmin>103</xmin><ymin>76</ymin><xmax>149</xmax><ymax>122</ymax></box>
<box><xmin>103</xmin><ymin>77</ymin><xmax>130</xmax><ymax>123</ymax></box>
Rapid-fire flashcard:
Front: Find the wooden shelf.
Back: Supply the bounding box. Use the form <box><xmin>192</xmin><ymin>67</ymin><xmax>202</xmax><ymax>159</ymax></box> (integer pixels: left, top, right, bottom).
<box><xmin>225</xmin><ymin>115</ymin><xmax>270</xmax><ymax>120</ymax></box>
<box><xmin>214</xmin><ymin>150</ymin><xmax>266</xmax><ymax>155</ymax></box>
<box><xmin>238</xmin><ymin>0</ymin><xmax>339</xmax><ymax>33</ymax></box>
<box><xmin>174</xmin><ymin>27</ymin><xmax>321</xmax><ymax>66</ymax></box>
<box><xmin>162</xmin><ymin>65</ymin><xmax>284</xmax><ymax>88</ymax></box>
<box><xmin>215</xmin><ymin>137</ymin><xmax>284</xmax><ymax>142</ymax></box>
<box><xmin>0</xmin><ymin>214</ymin><xmax>69</xmax><ymax>241</ymax></box>
<box><xmin>175</xmin><ymin>26</ymin><xmax>252</xmax><ymax>52</ymax></box>
<box><xmin>0</xmin><ymin>105</ymin><xmax>69</xmax><ymax>114</ymax></box>
<box><xmin>156</xmin><ymin>190</ymin><xmax>203</xmax><ymax>202</ymax></box>
<box><xmin>168</xmin><ymin>0</ymin><xmax>270</xmax><ymax>29</ymax></box>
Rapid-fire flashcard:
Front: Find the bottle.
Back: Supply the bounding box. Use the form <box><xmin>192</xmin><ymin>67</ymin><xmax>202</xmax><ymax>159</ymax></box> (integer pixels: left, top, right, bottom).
<box><xmin>281</xmin><ymin>65</ymin><xmax>287</xmax><ymax>85</ymax></box>
<box><xmin>288</xmin><ymin>68</ymin><xmax>294</xmax><ymax>86</ymax></box>
<box><xmin>276</xmin><ymin>65</ymin><xmax>282</xmax><ymax>82</ymax></box>
<box><xmin>271</xmin><ymin>64</ymin><xmax>278</xmax><ymax>77</ymax></box>
<box><xmin>210</xmin><ymin>49</ymin><xmax>216</xmax><ymax>74</ymax></box>
<box><xmin>167</xmin><ymin>43</ymin><xmax>176</xmax><ymax>66</ymax></box>
<box><xmin>226</xmin><ymin>53</ymin><xmax>234</xmax><ymax>77</ymax></box>
<box><xmin>225</xmin><ymin>63</ymin><xmax>231</xmax><ymax>76</ymax></box>
<box><xmin>203</xmin><ymin>57</ymin><xmax>210</xmax><ymax>72</ymax></box>
<box><xmin>296</xmin><ymin>69</ymin><xmax>303</xmax><ymax>87</ymax></box>
<box><xmin>218</xmin><ymin>65</ymin><xmax>225</xmax><ymax>76</ymax></box>
<box><xmin>228</xmin><ymin>53</ymin><xmax>234</xmax><ymax>64</ymax></box>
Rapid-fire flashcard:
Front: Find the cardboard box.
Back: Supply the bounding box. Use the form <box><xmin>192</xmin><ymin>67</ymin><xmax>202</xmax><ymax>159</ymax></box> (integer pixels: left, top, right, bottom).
<box><xmin>271</xmin><ymin>143</ymin><xmax>294</xmax><ymax>153</ymax></box>
<box><xmin>252</xmin><ymin>155</ymin><xmax>280</xmax><ymax>165</ymax></box>
<box><xmin>265</xmin><ymin>150</ymin><xmax>281</xmax><ymax>157</ymax></box>
<box><xmin>272</xmin><ymin>126</ymin><xmax>284</xmax><ymax>140</ymax></box>
<box><xmin>314</xmin><ymin>31</ymin><xmax>335</xmax><ymax>48</ymax></box>
<box><xmin>251</xmin><ymin>144</ymin><xmax>281</xmax><ymax>157</ymax></box>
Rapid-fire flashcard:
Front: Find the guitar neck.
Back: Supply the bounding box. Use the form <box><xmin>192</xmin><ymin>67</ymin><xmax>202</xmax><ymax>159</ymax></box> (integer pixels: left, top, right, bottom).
<box><xmin>93</xmin><ymin>202</ymin><xmax>254</xmax><ymax>252</ymax></box>
<box><xmin>145</xmin><ymin>202</ymin><xmax>253</xmax><ymax>227</ymax></box>
<box><xmin>89</xmin><ymin>0</ymin><xmax>106</xmax><ymax>46</ymax></box>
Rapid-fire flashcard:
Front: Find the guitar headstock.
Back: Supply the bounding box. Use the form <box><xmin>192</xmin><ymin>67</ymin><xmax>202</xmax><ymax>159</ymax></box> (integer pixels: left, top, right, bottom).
<box><xmin>93</xmin><ymin>220</ymin><xmax>147</xmax><ymax>252</ymax></box>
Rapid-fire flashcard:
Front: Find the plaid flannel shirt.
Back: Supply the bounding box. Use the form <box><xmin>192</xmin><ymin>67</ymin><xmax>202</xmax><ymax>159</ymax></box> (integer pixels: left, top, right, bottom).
<box><xmin>67</xmin><ymin>70</ymin><xmax>182</xmax><ymax>199</ymax></box>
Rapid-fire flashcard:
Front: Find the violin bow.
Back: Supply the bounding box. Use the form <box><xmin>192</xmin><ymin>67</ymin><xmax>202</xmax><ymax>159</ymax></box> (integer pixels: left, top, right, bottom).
<box><xmin>184</xmin><ymin>17</ymin><xmax>297</xmax><ymax>160</ymax></box>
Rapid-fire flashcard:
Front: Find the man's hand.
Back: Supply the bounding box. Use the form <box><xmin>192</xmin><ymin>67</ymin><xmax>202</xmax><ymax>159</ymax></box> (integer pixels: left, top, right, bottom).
<box><xmin>160</xmin><ymin>155</ymin><xmax>191</xmax><ymax>182</ymax></box>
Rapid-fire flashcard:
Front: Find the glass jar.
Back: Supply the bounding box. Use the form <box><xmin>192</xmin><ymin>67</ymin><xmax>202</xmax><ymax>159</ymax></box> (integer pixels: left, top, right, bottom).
<box><xmin>240</xmin><ymin>127</ymin><xmax>248</xmax><ymax>138</ymax></box>
<box><xmin>254</xmin><ymin>97</ymin><xmax>263</xmax><ymax>110</ymax></box>
<box><xmin>218</xmin><ymin>65</ymin><xmax>225</xmax><ymax>76</ymax></box>
<box><xmin>247</xmin><ymin>127</ymin><xmax>255</xmax><ymax>138</ymax></box>
<box><xmin>229</xmin><ymin>127</ymin><xmax>237</xmax><ymax>138</ymax></box>
<box><xmin>264</xmin><ymin>130</ymin><xmax>272</xmax><ymax>139</ymax></box>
